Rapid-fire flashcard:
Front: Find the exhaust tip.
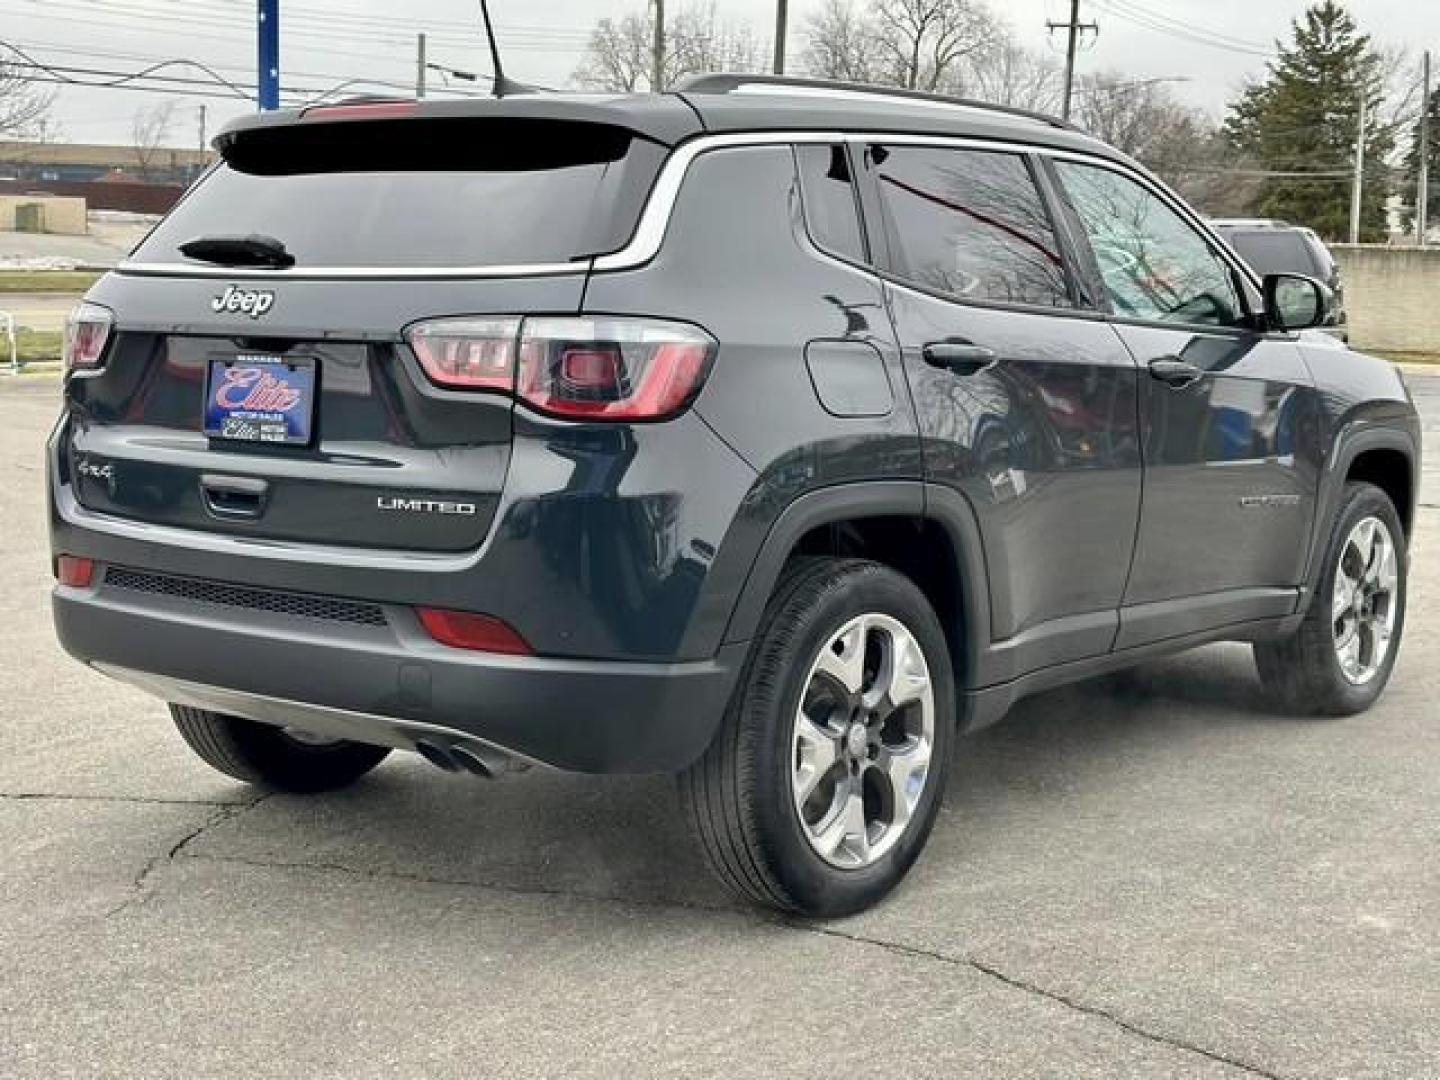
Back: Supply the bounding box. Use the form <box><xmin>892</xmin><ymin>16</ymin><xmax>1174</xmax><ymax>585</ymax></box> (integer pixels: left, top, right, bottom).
<box><xmin>414</xmin><ymin>739</ymin><xmax>462</xmax><ymax>773</ymax></box>
<box><xmin>448</xmin><ymin>744</ymin><xmax>501</xmax><ymax>778</ymax></box>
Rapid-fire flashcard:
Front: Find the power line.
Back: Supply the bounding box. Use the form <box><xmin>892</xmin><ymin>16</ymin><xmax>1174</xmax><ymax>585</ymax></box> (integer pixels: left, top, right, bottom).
<box><xmin>3</xmin><ymin>36</ymin><xmax>435</xmax><ymax>97</ymax></box>
<box><xmin>0</xmin><ymin>39</ymin><xmax>255</xmax><ymax>100</ymax></box>
<box><xmin>1093</xmin><ymin>0</ymin><xmax>1272</xmax><ymax>58</ymax></box>
<box><xmin>4</xmin><ymin>0</ymin><xmax>591</xmax><ymax>53</ymax></box>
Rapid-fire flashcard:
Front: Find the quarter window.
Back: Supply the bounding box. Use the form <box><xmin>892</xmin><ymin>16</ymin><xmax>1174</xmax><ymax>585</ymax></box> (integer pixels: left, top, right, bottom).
<box><xmin>1054</xmin><ymin>161</ymin><xmax>1244</xmax><ymax>328</ymax></box>
<box><xmin>795</xmin><ymin>144</ymin><xmax>867</xmax><ymax>264</ymax></box>
<box><xmin>870</xmin><ymin>145</ymin><xmax>1072</xmax><ymax>308</ymax></box>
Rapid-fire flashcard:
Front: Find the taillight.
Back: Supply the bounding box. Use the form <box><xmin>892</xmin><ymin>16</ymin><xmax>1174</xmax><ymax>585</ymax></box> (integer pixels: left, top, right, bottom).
<box><xmin>408</xmin><ymin>317</ymin><xmax>520</xmax><ymax>390</ymax></box>
<box><xmin>518</xmin><ymin>318</ymin><xmax>715</xmax><ymax>421</ymax></box>
<box><xmin>404</xmin><ymin>316</ymin><xmax>716</xmax><ymax>422</ymax></box>
<box><xmin>416</xmin><ymin>608</ymin><xmax>531</xmax><ymax>654</ymax></box>
<box><xmin>63</xmin><ymin>302</ymin><xmax>113</xmax><ymax>372</ymax></box>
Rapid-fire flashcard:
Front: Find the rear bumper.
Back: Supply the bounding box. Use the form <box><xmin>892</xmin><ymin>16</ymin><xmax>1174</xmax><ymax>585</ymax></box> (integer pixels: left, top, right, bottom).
<box><xmin>52</xmin><ymin>576</ymin><xmax>746</xmax><ymax>774</ymax></box>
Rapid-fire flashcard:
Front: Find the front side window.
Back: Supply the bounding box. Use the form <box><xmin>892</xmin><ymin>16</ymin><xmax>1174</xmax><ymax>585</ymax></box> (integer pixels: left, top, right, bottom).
<box><xmin>870</xmin><ymin>145</ymin><xmax>1072</xmax><ymax>308</ymax></box>
<box><xmin>1055</xmin><ymin>161</ymin><xmax>1243</xmax><ymax>328</ymax></box>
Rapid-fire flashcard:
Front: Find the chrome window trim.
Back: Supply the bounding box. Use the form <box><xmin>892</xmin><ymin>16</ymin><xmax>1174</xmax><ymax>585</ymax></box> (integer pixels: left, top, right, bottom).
<box><xmin>117</xmin><ymin>127</ymin><xmax>1257</xmax><ymax>292</ymax></box>
<box><xmin>114</xmin><ymin>260</ymin><xmax>591</xmax><ymax>281</ymax></box>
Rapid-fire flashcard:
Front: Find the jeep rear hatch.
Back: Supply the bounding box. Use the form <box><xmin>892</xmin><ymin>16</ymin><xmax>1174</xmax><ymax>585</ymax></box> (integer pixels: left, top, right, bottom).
<box><xmin>66</xmin><ymin>109</ymin><xmax>687</xmax><ymax>553</ymax></box>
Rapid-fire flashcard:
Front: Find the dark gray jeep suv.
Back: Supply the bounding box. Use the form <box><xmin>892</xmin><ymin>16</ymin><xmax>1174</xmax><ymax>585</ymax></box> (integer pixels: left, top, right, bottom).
<box><xmin>50</xmin><ymin>75</ymin><xmax>1420</xmax><ymax>916</ymax></box>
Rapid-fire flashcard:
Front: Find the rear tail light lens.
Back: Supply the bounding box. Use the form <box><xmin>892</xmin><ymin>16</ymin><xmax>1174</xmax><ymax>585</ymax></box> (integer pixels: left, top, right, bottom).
<box><xmin>518</xmin><ymin>318</ymin><xmax>714</xmax><ymax>420</ymax></box>
<box><xmin>416</xmin><ymin>608</ymin><xmax>531</xmax><ymax>655</ymax></box>
<box><xmin>56</xmin><ymin>556</ymin><xmax>96</xmax><ymax>588</ymax></box>
<box><xmin>63</xmin><ymin>302</ymin><xmax>114</xmax><ymax>372</ymax></box>
<box><xmin>408</xmin><ymin>317</ymin><xmax>520</xmax><ymax>390</ymax></box>
<box><xmin>405</xmin><ymin>316</ymin><xmax>716</xmax><ymax>421</ymax></box>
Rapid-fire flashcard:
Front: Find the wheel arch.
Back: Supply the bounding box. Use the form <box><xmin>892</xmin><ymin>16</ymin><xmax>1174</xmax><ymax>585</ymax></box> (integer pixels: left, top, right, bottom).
<box><xmin>720</xmin><ymin>481</ymin><xmax>990</xmax><ymax>693</ymax></box>
<box><xmin>1303</xmin><ymin>424</ymin><xmax>1419</xmax><ymax>602</ymax></box>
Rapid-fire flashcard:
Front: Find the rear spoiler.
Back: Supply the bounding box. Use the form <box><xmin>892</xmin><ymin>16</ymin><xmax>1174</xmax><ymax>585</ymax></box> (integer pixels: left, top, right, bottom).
<box><xmin>214</xmin><ymin>94</ymin><xmax>704</xmax><ymax>154</ymax></box>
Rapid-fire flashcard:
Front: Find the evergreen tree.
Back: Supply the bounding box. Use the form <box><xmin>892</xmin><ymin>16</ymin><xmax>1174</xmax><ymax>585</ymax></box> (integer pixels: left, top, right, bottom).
<box><xmin>1224</xmin><ymin>1</ymin><xmax>1391</xmax><ymax>241</ymax></box>
<box><xmin>1401</xmin><ymin>86</ymin><xmax>1440</xmax><ymax>238</ymax></box>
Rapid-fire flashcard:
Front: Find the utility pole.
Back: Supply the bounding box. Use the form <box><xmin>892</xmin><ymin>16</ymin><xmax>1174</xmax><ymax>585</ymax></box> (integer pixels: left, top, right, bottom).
<box><xmin>257</xmin><ymin>0</ymin><xmax>279</xmax><ymax>111</ymax></box>
<box><xmin>416</xmin><ymin>33</ymin><xmax>428</xmax><ymax>98</ymax></box>
<box><xmin>195</xmin><ymin>104</ymin><xmax>207</xmax><ymax>183</ymax></box>
<box><xmin>1047</xmin><ymin>0</ymin><xmax>1097</xmax><ymax>122</ymax></box>
<box><xmin>773</xmin><ymin>0</ymin><xmax>788</xmax><ymax>75</ymax></box>
<box><xmin>1350</xmin><ymin>93</ymin><xmax>1367</xmax><ymax>244</ymax></box>
<box><xmin>652</xmin><ymin>0</ymin><xmax>665</xmax><ymax>92</ymax></box>
<box><xmin>1419</xmin><ymin>49</ymin><xmax>1431</xmax><ymax>246</ymax></box>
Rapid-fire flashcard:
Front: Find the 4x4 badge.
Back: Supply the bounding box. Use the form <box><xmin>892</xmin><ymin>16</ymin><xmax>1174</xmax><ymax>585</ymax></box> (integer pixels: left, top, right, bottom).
<box><xmin>211</xmin><ymin>285</ymin><xmax>276</xmax><ymax>319</ymax></box>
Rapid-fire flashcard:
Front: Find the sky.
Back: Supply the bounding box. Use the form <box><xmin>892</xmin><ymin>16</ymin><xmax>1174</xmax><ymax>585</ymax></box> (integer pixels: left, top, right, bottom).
<box><xmin>2</xmin><ymin>0</ymin><xmax>1436</xmax><ymax>147</ymax></box>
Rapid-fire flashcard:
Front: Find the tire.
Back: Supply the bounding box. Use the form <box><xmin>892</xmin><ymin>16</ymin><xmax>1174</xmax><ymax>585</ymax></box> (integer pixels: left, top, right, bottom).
<box><xmin>170</xmin><ymin>706</ymin><xmax>390</xmax><ymax>793</ymax></box>
<box><xmin>1254</xmin><ymin>481</ymin><xmax>1407</xmax><ymax>716</ymax></box>
<box><xmin>679</xmin><ymin>558</ymin><xmax>956</xmax><ymax>917</ymax></box>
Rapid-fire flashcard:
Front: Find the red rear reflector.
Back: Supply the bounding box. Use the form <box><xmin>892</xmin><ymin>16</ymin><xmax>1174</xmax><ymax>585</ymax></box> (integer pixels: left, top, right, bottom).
<box><xmin>57</xmin><ymin>556</ymin><xmax>95</xmax><ymax>588</ymax></box>
<box><xmin>416</xmin><ymin>608</ymin><xmax>531</xmax><ymax>655</ymax></box>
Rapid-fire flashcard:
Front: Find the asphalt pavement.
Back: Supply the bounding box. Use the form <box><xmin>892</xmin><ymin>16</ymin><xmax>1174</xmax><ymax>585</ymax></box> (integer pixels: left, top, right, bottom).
<box><xmin>2</xmin><ymin>372</ymin><xmax>1436</xmax><ymax>1079</ymax></box>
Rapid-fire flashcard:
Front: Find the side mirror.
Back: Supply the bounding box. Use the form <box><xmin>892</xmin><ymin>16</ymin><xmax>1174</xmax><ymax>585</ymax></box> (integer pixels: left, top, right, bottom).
<box><xmin>1263</xmin><ymin>273</ymin><xmax>1332</xmax><ymax>332</ymax></box>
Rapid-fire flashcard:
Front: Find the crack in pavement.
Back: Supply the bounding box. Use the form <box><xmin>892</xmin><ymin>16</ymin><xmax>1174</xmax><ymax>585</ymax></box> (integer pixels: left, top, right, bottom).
<box><xmin>173</xmin><ymin>847</ymin><xmax>1283</xmax><ymax>1077</ymax></box>
<box><xmin>801</xmin><ymin>924</ymin><xmax>1287</xmax><ymax>1080</ymax></box>
<box><xmin>0</xmin><ymin>791</ymin><xmax>248</xmax><ymax>807</ymax></box>
<box><xmin>105</xmin><ymin>795</ymin><xmax>272</xmax><ymax>918</ymax></box>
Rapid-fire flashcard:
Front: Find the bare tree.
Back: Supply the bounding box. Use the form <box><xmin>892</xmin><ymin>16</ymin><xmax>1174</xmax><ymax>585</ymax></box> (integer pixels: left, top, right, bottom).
<box><xmin>959</xmin><ymin>41</ymin><xmax>1063</xmax><ymax>112</ymax></box>
<box><xmin>573</xmin><ymin>4</ymin><xmax>766</xmax><ymax>92</ymax></box>
<box><xmin>872</xmin><ymin>0</ymin><xmax>1000</xmax><ymax>92</ymax></box>
<box><xmin>668</xmin><ymin>5</ymin><xmax>766</xmax><ymax>79</ymax></box>
<box><xmin>1071</xmin><ymin>72</ymin><xmax>1255</xmax><ymax>212</ymax></box>
<box><xmin>0</xmin><ymin>60</ymin><xmax>57</xmax><ymax>140</ymax></box>
<box><xmin>573</xmin><ymin>15</ymin><xmax>653</xmax><ymax>92</ymax></box>
<box><xmin>130</xmin><ymin>100</ymin><xmax>177</xmax><ymax>182</ymax></box>
<box><xmin>803</xmin><ymin>0</ymin><xmax>885</xmax><ymax>83</ymax></box>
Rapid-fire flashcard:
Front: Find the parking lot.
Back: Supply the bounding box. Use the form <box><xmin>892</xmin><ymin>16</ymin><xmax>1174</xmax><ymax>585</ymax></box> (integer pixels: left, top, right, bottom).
<box><xmin>2</xmin><ymin>370</ymin><xmax>1436</xmax><ymax>1079</ymax></box>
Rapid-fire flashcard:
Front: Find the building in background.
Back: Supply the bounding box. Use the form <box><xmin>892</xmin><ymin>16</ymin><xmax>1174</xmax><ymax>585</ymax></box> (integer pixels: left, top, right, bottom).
<box><xmin>0</xmin><ymin>141</ymin><xmax>215</xmax><ymax>217</ymax></box>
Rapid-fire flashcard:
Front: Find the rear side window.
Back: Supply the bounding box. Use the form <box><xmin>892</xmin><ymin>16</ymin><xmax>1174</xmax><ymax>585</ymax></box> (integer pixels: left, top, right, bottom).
<box><xmin>132</xmin><ymin>118</ymin><xmax>666</xmax><ymax>269</ymax></box>
<box><xmin>795</xmin><ymin>144</ymin><xmax>867</xmax><ymax>264</ymax></box>
<box><xmin>870</xmin><ymin>145</ymin><xmax>1072</xmax><ymax>308</ymax></box>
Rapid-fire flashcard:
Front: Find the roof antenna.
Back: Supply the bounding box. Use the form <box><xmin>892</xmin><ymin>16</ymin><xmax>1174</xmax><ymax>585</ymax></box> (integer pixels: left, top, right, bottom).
<box><xmin>477</xmin><ymin>0</ymin><xmax>529</xmax><ymax>97</ymax></box>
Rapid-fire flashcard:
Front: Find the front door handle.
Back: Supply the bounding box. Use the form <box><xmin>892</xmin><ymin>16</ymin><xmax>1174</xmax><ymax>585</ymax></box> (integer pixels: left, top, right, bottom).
<box><xmin>1148</xmin><ymin>357</ymin><xmax>1204</xmax><ymax>388</ymax></box>
<box><xmin>922</xmin><ymin>341</ymin><xmax>998</xmax><ymax>376</ymax></box>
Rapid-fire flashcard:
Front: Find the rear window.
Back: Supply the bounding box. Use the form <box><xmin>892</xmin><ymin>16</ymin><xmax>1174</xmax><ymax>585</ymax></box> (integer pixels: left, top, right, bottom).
<box><xmin>1221</xmin><ymin>230</ymin><xmax>1323</xmax><ymax>278</ymax></box>
<box><xmin>133</xmin><ymin>118</ymin><xmax>666</xmax><ymax>269</ymax></box>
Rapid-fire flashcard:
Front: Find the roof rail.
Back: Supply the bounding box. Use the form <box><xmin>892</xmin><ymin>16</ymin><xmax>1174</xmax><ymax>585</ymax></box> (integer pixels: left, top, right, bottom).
<box><xmin>675</xmin><ymin>73</ymin><xmax>1081</xmax><ymax>133</ymax></box>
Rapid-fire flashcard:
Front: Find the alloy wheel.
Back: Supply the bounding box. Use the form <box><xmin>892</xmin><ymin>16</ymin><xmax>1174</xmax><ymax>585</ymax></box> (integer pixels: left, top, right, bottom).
<box><xmin>790</xmin><ymin>613</ymin><xmax>936</xmax><ymax>869</ymax></box>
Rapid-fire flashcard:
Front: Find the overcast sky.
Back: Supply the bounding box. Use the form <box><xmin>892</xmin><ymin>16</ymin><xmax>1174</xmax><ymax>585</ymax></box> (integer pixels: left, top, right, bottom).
<box><xmin>4</xmin><ymin>0</ymin><xmax>1436</xmax><ymax>146</ymax></box>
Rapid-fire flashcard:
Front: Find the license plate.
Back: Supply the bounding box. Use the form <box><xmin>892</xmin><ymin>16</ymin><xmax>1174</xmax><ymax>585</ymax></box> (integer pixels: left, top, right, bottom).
<box><xmin>203</xmin><ymin>354</ymin><xmax>316</xmax><ymax>446</ymax></box>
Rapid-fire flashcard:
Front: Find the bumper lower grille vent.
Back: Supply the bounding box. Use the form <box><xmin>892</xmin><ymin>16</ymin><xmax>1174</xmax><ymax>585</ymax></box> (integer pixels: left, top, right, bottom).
<box><xmin>104</xmin><ymin>567</ymin><xmax>388</xmax><ymax>627</ymax></box>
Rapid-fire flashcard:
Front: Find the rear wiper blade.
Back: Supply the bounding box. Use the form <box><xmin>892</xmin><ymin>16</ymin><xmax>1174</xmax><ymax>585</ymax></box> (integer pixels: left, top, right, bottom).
<box><xmin>179</xmin><ymin>233</ymin><xmax>295</xmax><ymax>269</ymax></box>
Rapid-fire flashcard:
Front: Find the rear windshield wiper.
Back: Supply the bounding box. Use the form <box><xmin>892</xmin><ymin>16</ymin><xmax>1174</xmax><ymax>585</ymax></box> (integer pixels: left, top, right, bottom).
<box><xmin>179</xmin><ymin>234</ymin><xmax>295</xmax><ymax>269</ymax></box>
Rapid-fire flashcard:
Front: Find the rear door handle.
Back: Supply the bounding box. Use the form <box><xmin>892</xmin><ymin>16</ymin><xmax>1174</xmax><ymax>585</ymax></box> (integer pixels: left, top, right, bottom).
<box><xmin>200</xmin><ymin>473</ymin><xmax>269</xmax><ymax>520</ymax></box>
<box><xmin>1148</xmin><ymin>357</ymin><xmax>1204</xmax><ymax>388</ymax></box>
<box><xmin>922</xmin><ymin>341</ymin><xmax>998</xmax><ymax>376</ymax></box>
